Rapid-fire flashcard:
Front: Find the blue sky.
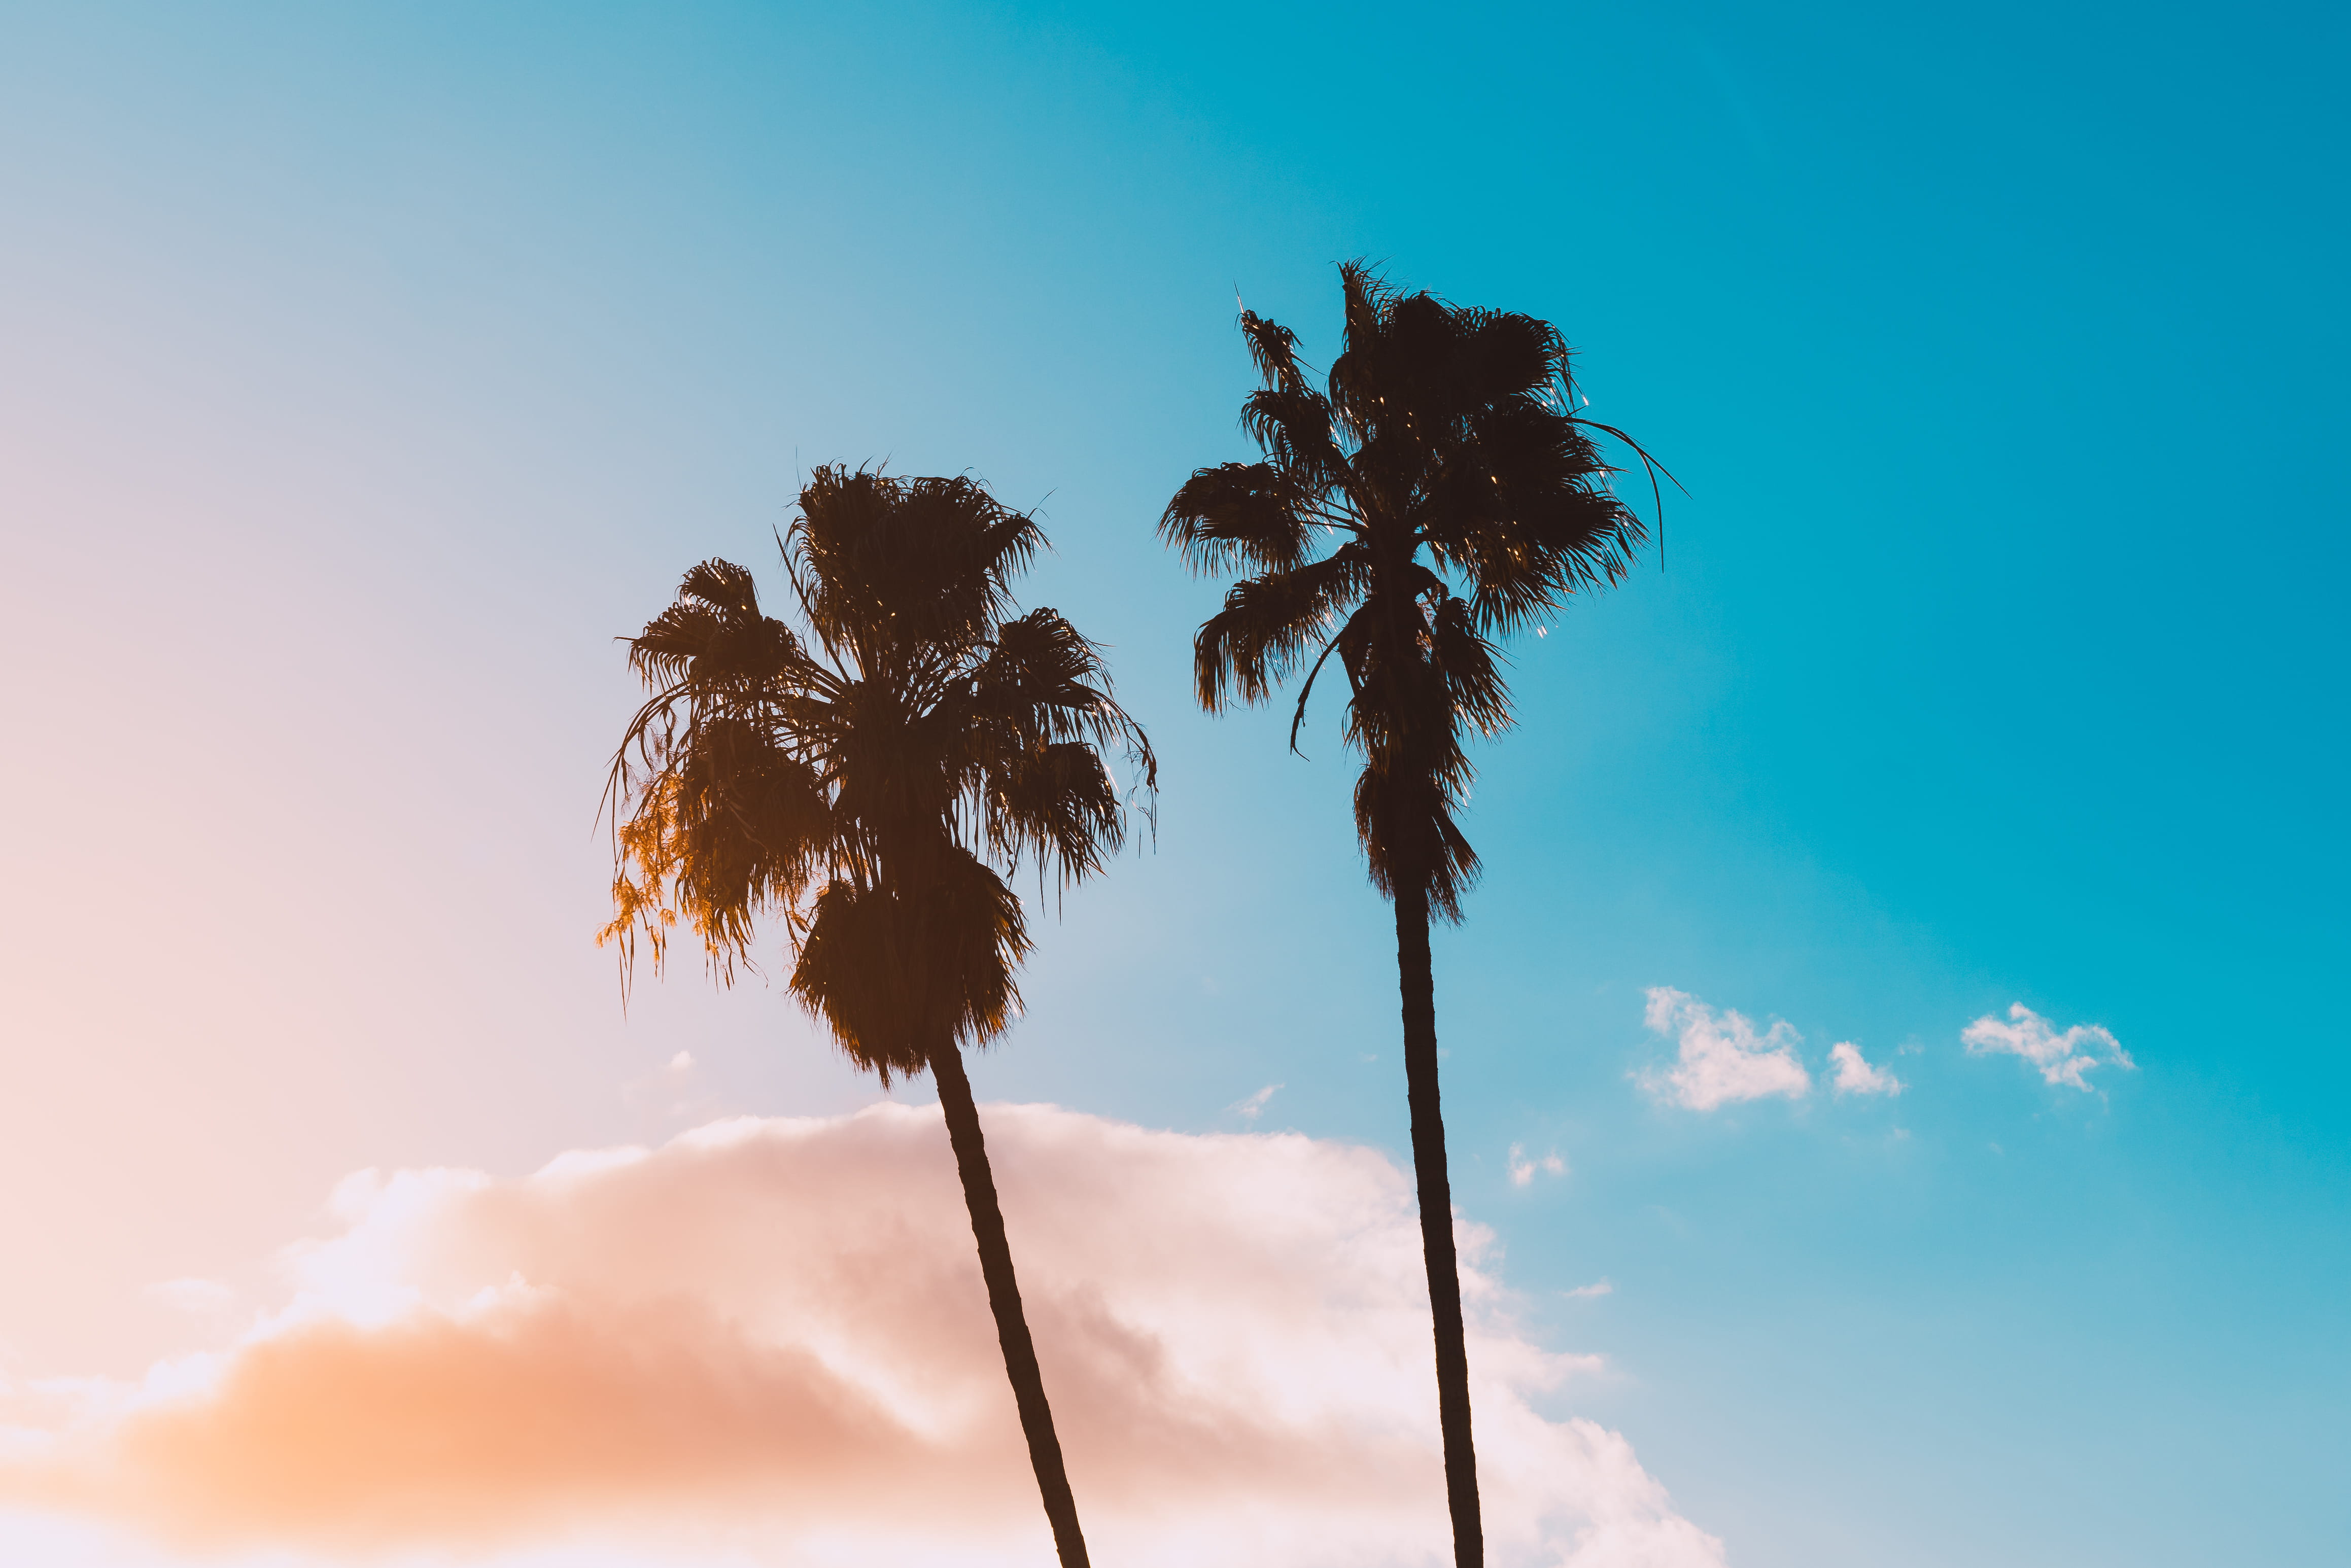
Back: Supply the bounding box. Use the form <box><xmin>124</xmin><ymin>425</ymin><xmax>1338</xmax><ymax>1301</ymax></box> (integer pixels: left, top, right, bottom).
<box><xmin>0</xmin><ymin>3</ymin><xmax>2344</xmax><ymax>1564</ymax></box>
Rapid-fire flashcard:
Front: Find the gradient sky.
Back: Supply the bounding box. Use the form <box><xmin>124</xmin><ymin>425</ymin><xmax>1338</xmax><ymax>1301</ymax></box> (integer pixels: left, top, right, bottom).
<box><xmin>1</xmin><ymin>3</ymin><xmax>2345</xmax><ymax>1565</ymax></box>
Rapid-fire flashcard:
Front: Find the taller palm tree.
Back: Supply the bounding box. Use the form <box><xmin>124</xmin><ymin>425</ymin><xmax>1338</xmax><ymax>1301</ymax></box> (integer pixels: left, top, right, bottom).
<box><xmin>1159</xmin><ymin>264</ymin><xmax>1659</xmax><ymax>1568</ymax></box>
<box><xmin>603</xmin><ymin>465</ymin><xmax>1153</xmax><ymax>1568</ymax></box>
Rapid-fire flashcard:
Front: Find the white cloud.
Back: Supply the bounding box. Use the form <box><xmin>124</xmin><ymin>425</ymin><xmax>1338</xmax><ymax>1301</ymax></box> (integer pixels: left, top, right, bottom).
<box><xmin>1228</xmin><ymin>1083</ymin><xmax>1282</xmax><ymax>1122</ymax></box>
<box><xmin>1564</xmin><ymin>1280</ymin><xmax>1615</xmax><ymax>1300</ymax></box>
<box><xmin>1639</xmin><ymin>989</ymin><xmax>1811</xmax><ymax>1110</ymax></box>
<box><xmin>1506</xmin><ymin>1145</ymin><xmax>1567</xmax><ymax>1187</ymax></box>
<box><xmin>1962</xmin><ymin>1003</ymin><xmax>2133</xmax><ymax>1090</ymax></box>
<box><xmin>1827</xmin><ymin>1042</ymin><xmax>1903</xmax><ymax>1097</ymax></box>
<box><xmin>0</xmin><ymin>1105</ymin><xmax>1721</xmax><ymax>1568</ymax></box>
<box><xmin>665</xmin><ymin>1051</ymin><xmax>693</xmax><ymax>1073</ymax></box>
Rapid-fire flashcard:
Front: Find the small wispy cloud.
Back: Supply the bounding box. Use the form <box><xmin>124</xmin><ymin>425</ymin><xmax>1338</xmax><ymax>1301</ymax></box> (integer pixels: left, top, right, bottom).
<box><xmin>1962</xmin><ymin>1003</ymin><xmax>2132</xmax><ymax>1090</ymax></box>
<box><xmin>1229</xmin><ymin>1083</ymin><xmax>1283</xmax><ymax>1122</ymax></box>
<box><xmin>1639</xmin><ymin>988</ymin><xmax>1811</xmax><ymax>1110</ymax></box>
<box><xmin>1828</xmin><ymin>1041</ymin><xmax>1903</xmax><ymax>1097</ymax></box>
<box><xmin>667</xmin><ymin>1051</ymin><xmax>694</xmax><ymax>1073</ymax></box>
<box><xmin>1563</xmin><ymin>1279</ymin><xmax>1614</xmax><ymax>1300</ymax></box>
<box><xmin>1506</xmin><ymin>1145</ymin><xmax>1566</xmax><ymax>1187</ymax></box>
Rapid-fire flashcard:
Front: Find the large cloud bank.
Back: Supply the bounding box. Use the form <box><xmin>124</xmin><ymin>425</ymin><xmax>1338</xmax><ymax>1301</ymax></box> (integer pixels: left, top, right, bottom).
<box><xmin>2</xmin><ymin>1104</ymin><xmax>1721</xmax><ymax>1568</ymax></box>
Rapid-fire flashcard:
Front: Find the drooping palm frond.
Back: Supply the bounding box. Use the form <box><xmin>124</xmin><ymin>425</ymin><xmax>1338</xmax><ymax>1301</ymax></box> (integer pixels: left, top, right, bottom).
<box><xmin>1193</xmin><ymin>546</ymin><xmax>1371</xmax><ymax>711</ymax></box>
<box><xmin>970</xmin><ymin>610</ymin><xmax>1126</xmax><ymax>745</ymax></box>
<box><xmin>599</xmin><ymin>560</ymin><xmax>833</xmax><ymax>992</ymax></box>
<box><xmin>1428</xmin><ymin>596</ymin><xmax>1512</xmax><ymax>740</ymax></box>
<box><xmin>980</xmin><ymin>742</ymin><xmax>1123</xmax><ymax>889</ymax></box>
<box><xmin>1159</xmin><ymin>462</ymin><xmax>1321</xmax><ymax>575</ymax></box>
<box><xmin>962</xmin><ymin>607</ymin><xmax>1155</xmax><ymax>888</ymax></box>
<box><xmin>1241</xmin><ymin>385</ymin><xmax>1352</xmax><ymax>493</ymax></box>
<box><xmin>1352</xmin><ymin>759</ymin><xmax>1482</xmax><ymax>923</ymax></box>
<box><xmin>786</xmin><ymin>847</ymin><xmax>1028</xmax><ymax>1085</ymax></box>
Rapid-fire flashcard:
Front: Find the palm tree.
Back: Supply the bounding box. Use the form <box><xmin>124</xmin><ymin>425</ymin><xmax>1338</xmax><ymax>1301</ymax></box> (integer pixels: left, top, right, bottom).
<box><xmin>602</xmin><ymin>465</ymin><xmax>1154</xmax><ymax>1568</ymax></box>
<box><xmin>1159</xmin><ymin>264</ymin><xmax>1661</xmax><ymax>1568</ymax></box>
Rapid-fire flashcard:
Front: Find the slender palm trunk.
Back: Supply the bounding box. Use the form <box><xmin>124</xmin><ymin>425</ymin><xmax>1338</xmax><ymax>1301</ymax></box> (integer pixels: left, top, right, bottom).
<box><xmin>928</xmin><ymin>1042</ymin><xmax>1091</xmax><ymax>1568</ymax></box>
<box><xmin>1394</xmin><ymin>872</ymin><xmax>1484</xmax><ymax>1568</ymax></box>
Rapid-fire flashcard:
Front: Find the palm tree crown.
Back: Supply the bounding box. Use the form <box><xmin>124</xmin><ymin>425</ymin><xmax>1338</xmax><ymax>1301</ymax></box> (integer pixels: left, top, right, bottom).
<box><xmin>606</xmin><ymin>464</ymin><xmax>1154</xmax><ymax>1076</ymax></box>
<box><xmin>1165</xmin><ymin>262</ymin><xmax>1651</xmax><ymax>909</ymax></box>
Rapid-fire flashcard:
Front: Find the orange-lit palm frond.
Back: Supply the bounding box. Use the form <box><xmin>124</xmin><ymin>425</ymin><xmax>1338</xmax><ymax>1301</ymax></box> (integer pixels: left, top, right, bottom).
<box><xmin>601</xmin><ymin>559</ymin><xmax>833</xmax><ymax>990</ymax></box>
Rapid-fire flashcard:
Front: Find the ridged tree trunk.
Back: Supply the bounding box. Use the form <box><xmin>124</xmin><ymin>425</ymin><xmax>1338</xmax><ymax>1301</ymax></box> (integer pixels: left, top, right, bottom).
<box><xmin>1393</xmin><ymin>863</ymin><xmax>1484</xmax><ymax>1568</ymax></box>
<box><xmin>928</xmin><ymin>1041</ymin><xmax>1092</xmax><ymax>1568</ymax></box>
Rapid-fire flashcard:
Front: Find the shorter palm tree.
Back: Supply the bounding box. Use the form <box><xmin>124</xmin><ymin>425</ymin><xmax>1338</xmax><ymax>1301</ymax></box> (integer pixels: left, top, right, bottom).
<box><xmin>602</xmin><ymin>465</ymin><xmax>1153</xmax><ymax>1568</ymax></box>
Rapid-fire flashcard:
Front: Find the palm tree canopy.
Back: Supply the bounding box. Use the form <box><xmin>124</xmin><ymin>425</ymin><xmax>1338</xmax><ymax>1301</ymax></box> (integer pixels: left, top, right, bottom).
<box><xmin>1161</xmin><ymin>263</ymin><xmax>1656</xmax><ymax>920</ymax></box>
<box><xmin>605</xmin><ymin>465</ymin><xmax>1155</xmax><ymax>1082</ymax></box>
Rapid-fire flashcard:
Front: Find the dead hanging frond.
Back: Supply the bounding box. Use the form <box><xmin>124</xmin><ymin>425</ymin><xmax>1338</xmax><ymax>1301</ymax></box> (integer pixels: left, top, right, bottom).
<box><xmin>1567</xmin><ymin>413</ymin><xmax>1686</xmax><ymax>572</ymax></box>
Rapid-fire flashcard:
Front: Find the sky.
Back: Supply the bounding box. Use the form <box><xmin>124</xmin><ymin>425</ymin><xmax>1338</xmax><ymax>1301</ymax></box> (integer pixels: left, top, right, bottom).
<box><xmin>0</xmin><ymin>2</ymin><xmax>2344</xmax><ymax>1564</ymax></box>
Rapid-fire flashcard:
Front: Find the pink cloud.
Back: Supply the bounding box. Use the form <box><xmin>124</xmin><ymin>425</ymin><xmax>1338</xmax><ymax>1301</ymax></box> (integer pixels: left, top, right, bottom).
<box><xmin>1827</xmin><ymin>1042</ymin><xmax>1903</xmax><ymax>1097</ymax></box>
<box><xmin>2</xmin><ymin>1104</ymin><xmax>1722</xmax><ymax>1568</ymax></box>
<box><xmin>1962</xmin><ymin>1003</ymin><xmax>2133</xmax><ymax>1090</ymax></box>
<box><xmin>1639</xmin><ymin>988</ymin><xmax>1811</xmax><ymax>1110</ymax></box>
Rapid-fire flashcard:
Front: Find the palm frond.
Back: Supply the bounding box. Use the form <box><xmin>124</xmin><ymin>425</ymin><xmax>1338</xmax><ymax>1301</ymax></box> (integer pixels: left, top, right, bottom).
<box><xmin>1285</xmin><ymin>603</ymin><xmax>1373</xmax><ymax>754</ymax></box>
<box><xmin>1239</xmin><ymin>309</ymin><xmax>1309</xmax><ymax>394</ymax></box>
<box><xmin>1351</xmin><ymin>763</ymin><xmax>1481</xmax><ymax>924</ymax></box>
<box><xmin>599</xmin><ymin>708</ymin><xmax>832</xmax><ymax>987</ymax></box>
<box><xmin>788</xmin><ymin>851</ymin><xmax>1030</xmax><ymax>1083</ymax></box>
<box><xmin>788</xmin><ymin>878</ymin><xmax>928</xmax><ymax>1083</ymax></box>
<box><xmin>624</xmin><ymin>559</ymin><xmax>805</xmax><ymax>688</ymax></box>
<box><xmin>1241</xmin><ymin>386</ymin><xmax>1350</xmax><ymax>491</ymax></box>
<box><xmin>1159</xmin><ymin>462</ymin><xmax>1320</xmax><ymax>575</ymax></box>
<box><xmin>1570</xmin><ymin>414</ymin><xmax>1687</xmax><ymax>572</ymax></box>
<box><xmin>792</xmin><ymin>465</ymin><xmax>1043</xmax><ymax>668</ymax></box>
<box><xmin>1193</xmin><ymin>546</ymin><xmax>1370</xmax><ymax>712</ymax></box>
<box><xmin>1429</xmin><ymin>597</ymin><xmax>1512</xmax><ymax>739</ymax></box>
<box><xmin>973</xmin><ymin>610</ymin><xmax>1118</xmax><ymax>741</ymax></box>
<box><xmin>983</xmin><ymin>741</ymin><xmax>1124</xmax><ymax>887</ymax></box>
<box><xmin>1451</xmin><ymin>308</ymin><xmax>1563</xmax><ymax>412</ymax></box>
<box><xmin>968</xmin><ymin>608</ymin><xmax>1158</xmax><ymax>817</ymax></box>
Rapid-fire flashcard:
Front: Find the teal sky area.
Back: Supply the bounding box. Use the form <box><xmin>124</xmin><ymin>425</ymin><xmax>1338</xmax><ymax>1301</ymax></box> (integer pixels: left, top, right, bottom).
<box><xmin>0</xmin><ymin>4</ymin><xmax>2344</xmax><ymax>1564</ymax></box>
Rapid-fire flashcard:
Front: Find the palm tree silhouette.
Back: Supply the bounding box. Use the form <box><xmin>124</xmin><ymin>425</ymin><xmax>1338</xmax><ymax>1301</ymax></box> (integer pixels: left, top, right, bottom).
<box><xmin>1160</xmin><ymin>264</ymin><xmax>1659</xmax><ymax>1568</ymax></box>
<box><xmin>603</xmin><ymin>465</ymin><xmax>1154</xmax><ymax>1568</ymax></box>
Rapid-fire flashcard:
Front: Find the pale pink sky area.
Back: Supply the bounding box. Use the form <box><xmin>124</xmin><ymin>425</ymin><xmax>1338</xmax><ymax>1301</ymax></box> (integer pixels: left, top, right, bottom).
<box><xmin>1</xmin><ymin>1104</ymin><xmax>1720</xmax><ymax>1567</ymax></box>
